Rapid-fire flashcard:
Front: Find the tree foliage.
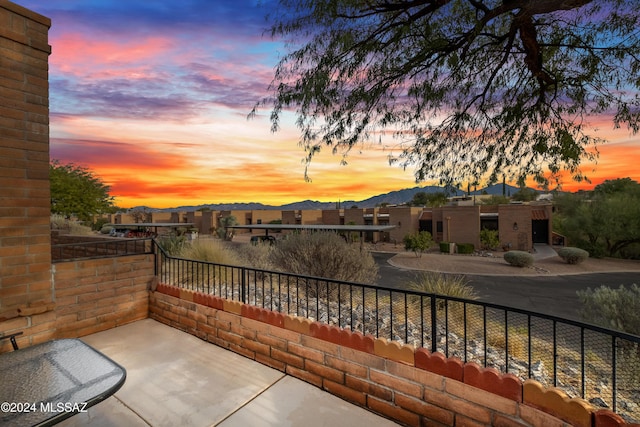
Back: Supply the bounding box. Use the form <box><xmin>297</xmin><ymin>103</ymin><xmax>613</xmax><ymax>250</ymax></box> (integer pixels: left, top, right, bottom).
<box><xmin>410</xmin><ymin>191</ymin><xmax>430</xmax><ymax>206</ymax></box>
<box><xmin>554</xmin><ymin>178</ymin><xmax>640</xmax><ymax>258</ymax></box>
<box><xmin>130</xmin><ymin>208</ymin><xmax>152</xmax><ymax>223</ymax></box>
<box><xmin>403</xmin><ymin>231</ymin><xmax>434</xmax><ymax>257</ymax></box>
<box><xmin>578</xmin><ymin>284</ymin><xmax>640</xmax><ymax>335</ymax></box>
<box><xmin>480</xmin><ymin>228</ymin><xmax>500</xmax><ymax>250</ymax></box>
<box><xmin>50</xmin><ymin>160</ymin><xmax>115</xmax><ymax>222</ymax></box>
<box><xmin>481</xmin><ymin>195</ymin><xmax>510</xmax><ymax>205</ymax></box>
<box><xmin>511</xmin><ymin>187</ymin><xmax>538</xmax><ymax>202</ymax></box>
<box><xmin>256</xmin><ymin>0</ymin><xmax>640</xmax><ymax>186</ymax></box>
<box><xmin>216</xmin><ymin>215</ymin><xmax>238</xmax><ymax>240</ymax></box>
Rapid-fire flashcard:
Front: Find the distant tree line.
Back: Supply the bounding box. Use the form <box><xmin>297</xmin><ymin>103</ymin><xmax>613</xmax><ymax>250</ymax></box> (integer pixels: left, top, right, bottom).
<box><xmin>554</xmin><ymin>178</ymin><xmax>640</xmax><ymax>259</ymax></box>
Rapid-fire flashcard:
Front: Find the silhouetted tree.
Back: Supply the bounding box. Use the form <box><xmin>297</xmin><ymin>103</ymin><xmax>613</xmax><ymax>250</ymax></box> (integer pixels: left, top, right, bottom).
<box><xmin>256</xmin><ymin>1</ymin><xmax>639</xmax><ymax>187</ymax></box>
<box><xmin>50</xmin><ymin>160</ymin><xmax>115</xmax><ymax>222</ymax></box>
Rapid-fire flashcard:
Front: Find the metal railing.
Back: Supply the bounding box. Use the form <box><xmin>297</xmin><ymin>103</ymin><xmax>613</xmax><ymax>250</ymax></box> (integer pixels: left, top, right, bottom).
<box><xmin>52</xmin><ymin>238</ymin><xmax>153</xmax><ymax>262</ymax></box>
<box><xmin>155</xmin><ymin>243</ymin><xmax>640</xmax><ymax>420</ymax></box>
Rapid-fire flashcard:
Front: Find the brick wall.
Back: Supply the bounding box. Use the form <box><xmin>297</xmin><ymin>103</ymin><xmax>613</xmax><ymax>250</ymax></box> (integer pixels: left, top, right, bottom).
<box><xmin>0</xmin><ymin>0</ymin><xmax>52</xmax><ymax>334</ymax></box>
<box><xmin>53</xmin><ymin>255</ymin><xmax>152</xmax><ymax>339</ymax></box>
<box><xmin>149</xmin><ymin>286</ymin><xmax>633</xmax><ymax>427</ymax></box>
<box><xmin>1</xmin><ymin>253</ymin><xmax>152</xmax><ymax>352</ymax></box>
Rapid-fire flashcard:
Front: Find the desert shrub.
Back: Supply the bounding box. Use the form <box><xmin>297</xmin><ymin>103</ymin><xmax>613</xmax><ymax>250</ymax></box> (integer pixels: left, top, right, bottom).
<box><xmin>503</xmin><ymin>250</ymin><xmax>534</xmax><ymax>268</ymax></box>
<box><xmin>67</xmin><ymin>222</ymin><xmax>93</xmax><ymax>235</ymax></box>
<box><xmin>180</xmin><ymin>239</ymin><xmax>240</xmax><ymax>265</ymax></box>
<box><xmin>216</xmin><ymin>215</ymin><xmax>237</xmax><ymax>240</ymax></box>
<box><xmin>50</xmin><ymin>214</ymin><xmax>68</xmax><ymax>230</ymax></box>
<box><xmin>403</xmin><ymin>231</ymin><xmax>434</xmax><ymax>257</ymax></box>
<box><xmin>50</xmin><ymin>215</ymin><xmax>93</xmax><ymax>235</ymax></box>
<box><xmin>156</xmin><ymin>234</ymin><xmax>187</xmax><ymax>256</ymax></box>
<box><xmin>406</xmin><ymin>272</ymin><xmax>478</xmax><ymax>300</ymax></box>
<box><xmin>439</xmin><ymin>242</ymin><xmax>451</xmax><ymax>253</ymax></box>
<box><xmin>578</xmin><ymin>284</ymin><xmax>640</xmax><ymax>390</ymax></box>
<box><xmin>235</xmin><ymin>240</ymin><xmax>274</xmax><ymax>270</ymax></box>
<box><xmin>100</xmin><ymin>225</ymin><xmax>113</xmax><ymax>234</ymax></box>
<box><xmin>269</xmin><ymin>232</ymin><xmax>378</xmax><ymax>283</ymax></box>
<box><xmin>456</xmin><ymin>243</ymin><xmax>474</xmax><ymax>254</ymax></box>
<box><xmin>577</xmin><ymin>284</ymin><xmax>640</xmax><ymax>335</ymax></box>
<box><xmin>480</xmin><ymin>228</ymin><xmax>499</xmax><ymax>250</ymax></box>
<box><xmin>557</xmin><ymin>247</ymin><xmax>589</xmax><ymax>264</ymax></box>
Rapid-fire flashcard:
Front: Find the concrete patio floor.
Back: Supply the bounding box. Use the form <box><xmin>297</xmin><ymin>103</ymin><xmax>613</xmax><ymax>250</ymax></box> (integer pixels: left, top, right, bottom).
<box><xmin>58</xmin><ymin>318</ymin><xmax>399</xmax><ymax>427</ymax></box>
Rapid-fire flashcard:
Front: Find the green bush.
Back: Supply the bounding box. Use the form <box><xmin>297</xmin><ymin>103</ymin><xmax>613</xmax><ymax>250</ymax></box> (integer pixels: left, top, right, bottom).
<box><xmin>92</xmin><ymin>217</ymin><xmax>111</xmax><ymax>231</ymax></box>
<box><xmin>456</xmin><ymin>243</ymin><xmax>474</xmax><ymax>254</ymax></box>
<box><xmin>100</xmin><ymin>225</ymin><xmax>113</xmax><ymax>234</ymax></box>
<box><xmin>577</xmin><ymin>284</ymin><xmax>640</xmax><ymax>335</ymax></box>
<box><xmin>439</xmin><ymin>242</ymin><xmax>451</xmax><ymax>253</ymax></box>
<box><xmin>557</xmin><ymin>247</ymin><xmax>589</xmax><ymax>264</ymax></box>
<box><xmin>269</xmin><ymin>232</ymin><xmax>378</xmax><ymax>283</ymax></box>
<box><xmin>403</xmin><ymin>231</ymin><xmax>434</xmax><ymax>257</ymax></box>
<box><xmin>503</xmin><ymin>250</ymin><xmax>534</xmax><ymax>268</ymax></box>
<box><xmin>480</xmin><ymin>228</ymin><xmax>499</xmax><ymax>250</ymax></box>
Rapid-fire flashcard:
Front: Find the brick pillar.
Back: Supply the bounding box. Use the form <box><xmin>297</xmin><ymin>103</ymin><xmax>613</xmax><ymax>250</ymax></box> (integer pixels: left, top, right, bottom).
<box><xmin>0</xmin><ymin>2</ymin><xmax>52</xmax><ymax>326</ymax></box>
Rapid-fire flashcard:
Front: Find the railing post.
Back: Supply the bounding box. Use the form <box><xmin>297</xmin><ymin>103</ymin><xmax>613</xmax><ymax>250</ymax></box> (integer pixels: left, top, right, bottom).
<box><xmin>241</xmin><ymin>266</ymin><xmax>246</xmax><ymax>304</ymax></box>
<box><xmin>431</xmin><ymin>296</ymin><xmax>437</xmax><ymax>353</ymax></box>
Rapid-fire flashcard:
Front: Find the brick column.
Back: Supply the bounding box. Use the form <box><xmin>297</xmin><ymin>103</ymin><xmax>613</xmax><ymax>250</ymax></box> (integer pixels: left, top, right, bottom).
<box><xmin>0</xmin><ymin>1</ymin><xmax>52</xmax><ymax>330</ymax></box>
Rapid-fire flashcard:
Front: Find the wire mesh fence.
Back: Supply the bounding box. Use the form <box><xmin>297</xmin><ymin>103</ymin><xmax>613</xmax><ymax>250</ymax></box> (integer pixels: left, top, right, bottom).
<box><xmin>51</xmin><ymin>238</ymin><xmax>153</xmax><ymax>262</ymax></box>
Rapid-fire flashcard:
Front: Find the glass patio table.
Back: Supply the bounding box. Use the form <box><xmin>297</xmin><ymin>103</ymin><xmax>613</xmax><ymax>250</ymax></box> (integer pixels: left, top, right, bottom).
<box><xmin>0</xmin><ymin>338</ymin><xmax>126</xmax><ymax>426</ymax></box>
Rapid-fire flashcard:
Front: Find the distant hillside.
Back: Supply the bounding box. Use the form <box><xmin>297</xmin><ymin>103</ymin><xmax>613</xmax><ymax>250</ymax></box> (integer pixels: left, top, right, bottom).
<box><xmin>469</xmin><ymin>183</ymin><xmax>523</xmax><ymax>196</ymax></box>
<box><xmin>130</xmin><ymin>184</ymin><xmax>538</xmax><ymax>212</ymax></box>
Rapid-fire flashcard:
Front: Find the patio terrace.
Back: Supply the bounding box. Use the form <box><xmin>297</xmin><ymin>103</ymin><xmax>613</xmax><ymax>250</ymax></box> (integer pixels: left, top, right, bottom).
<box><xmin>1</xmin><ymin>3</ymin><xmax>636</xmax><ymax>426</ymax></box>
<box><xmin>57</xmin><ymin>318</ymin><xmax>398</xmax><ymax>427</ymax></box>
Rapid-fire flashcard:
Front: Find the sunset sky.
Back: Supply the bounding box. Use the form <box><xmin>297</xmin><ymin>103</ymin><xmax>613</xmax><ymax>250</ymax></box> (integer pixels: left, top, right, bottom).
<box><xmin>19</xmin><ymin>0</ymin><xmax>640</xmax><ymax>208</ymax></box>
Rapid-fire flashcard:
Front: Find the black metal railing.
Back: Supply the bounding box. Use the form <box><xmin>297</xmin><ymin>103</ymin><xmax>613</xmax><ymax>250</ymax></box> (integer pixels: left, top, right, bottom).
<box><xmin>52</xmin><ymin>238</ymin><xmax>153</xmax><ymax>262</ymax></box>
<box><xmin>155</xmin><ymin>243</ymin><xmax>640</xmax><ymax>421</ymax></box>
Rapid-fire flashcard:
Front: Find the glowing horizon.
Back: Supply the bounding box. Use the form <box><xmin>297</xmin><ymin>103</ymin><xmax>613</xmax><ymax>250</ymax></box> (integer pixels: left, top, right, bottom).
<box><xmin>19</xmin><ymin>1</ymin><xmax>640</xmax><ymax>209</ymax></box>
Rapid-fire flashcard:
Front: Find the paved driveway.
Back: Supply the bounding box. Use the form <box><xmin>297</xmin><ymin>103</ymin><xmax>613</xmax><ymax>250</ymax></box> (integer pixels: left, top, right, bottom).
<box><xmin>373</xmin><ymin>252</ymin><xmax>639</xmax><ymax>322</ymax></box>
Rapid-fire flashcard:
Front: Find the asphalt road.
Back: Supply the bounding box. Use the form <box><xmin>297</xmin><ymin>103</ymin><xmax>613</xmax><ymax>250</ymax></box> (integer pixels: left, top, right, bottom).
<box><xmin>372</xmin><ymin>253</ymin><xmax>639</xmax><ymax>322</ymax></box>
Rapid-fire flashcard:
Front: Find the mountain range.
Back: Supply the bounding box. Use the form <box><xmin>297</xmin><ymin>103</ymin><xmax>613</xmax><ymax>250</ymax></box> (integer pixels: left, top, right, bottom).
<box><xmin>133</xmin><ymin>184</ymin><xmax>536</xmax><ymax>212</ymax></box>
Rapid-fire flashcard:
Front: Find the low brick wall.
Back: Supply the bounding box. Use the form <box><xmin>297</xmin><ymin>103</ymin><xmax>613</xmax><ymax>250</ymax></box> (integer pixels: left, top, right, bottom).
<box><xmin>53</xmin><ymin>254</ymin><xmax>152</xmax><ymax>338</ymax></box>
<box><xmin>150</xmin><ymin>285</ymin><xmax>632</xmax><ymax>427</ymax></box>
<box><xmin>0</xmin><ymin>254</ymin><xmax>152</xmax><ymax>352</ymax></box>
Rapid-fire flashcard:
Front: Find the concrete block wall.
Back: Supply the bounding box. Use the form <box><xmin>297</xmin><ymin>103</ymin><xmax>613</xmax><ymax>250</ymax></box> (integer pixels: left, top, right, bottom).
<box><xmin>149</xmin><ymin>285</ymin><xmax>636</xmax><ymax>427</ymax></box>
